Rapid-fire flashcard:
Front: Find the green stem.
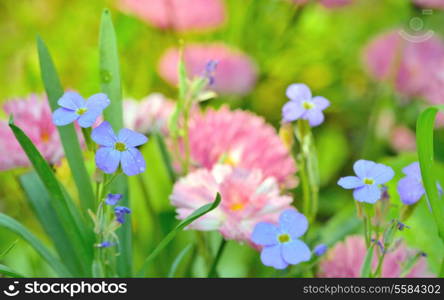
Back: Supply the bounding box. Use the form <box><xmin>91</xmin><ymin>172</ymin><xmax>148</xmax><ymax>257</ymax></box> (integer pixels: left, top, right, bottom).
<box><xmin>196</xmin><ymin>232</ymin><xmax>212</xmax><ymax>270</ymax></box>
<box><xmin>295</xmin><ymin>120</ymin><xmax>319</xmax><ymax>222</ymax></box>
<box><xmin>81</xmin><ymin>127</ymin><xmax>94</xmax><ymax>152</ymax></box>
<box><xmin>374</xmin><ymin>252</ymin><xmax>386</xmax><ymax>278</ymax></box>
<box><xmin>136</xmin><ymin>175</ymin><xmax>167</xmax><ymax>275</ymax></box>
<box><xmin>363</xmin><ymin>215</ymin><xmax>370</xmax><ymax>248</ymax></box>
<box><xmin>208</xmin><ymin>239</ymin><xmax>227</xmax><ymax>278</ymax></box>
<box><xmin>182</xmin><ymin>106</ymin><xmax>191</xmax><ymax>174</ymax></box>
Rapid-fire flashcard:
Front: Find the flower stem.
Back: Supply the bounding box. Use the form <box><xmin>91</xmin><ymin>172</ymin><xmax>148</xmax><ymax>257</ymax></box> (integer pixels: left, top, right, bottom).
<box><xmin>208</xmin><ymin>238</ymin><xmax>227</xmax><ymax>278</ymax></box>
<box><xmin>294</xmin><ymin>120</ymin><xmax>319</xmax><ymax>222</ymax></box>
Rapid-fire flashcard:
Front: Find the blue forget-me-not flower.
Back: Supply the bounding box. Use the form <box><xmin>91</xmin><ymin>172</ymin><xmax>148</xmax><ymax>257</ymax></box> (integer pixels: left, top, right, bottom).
<box><xmin>338</xmin><ymin>160</ymin><xmax>394</xmax><ymax>204</ymax></box>
<box><xmin>282</xmin><ymin>83</ymin><xmax>330</xmax><ymax>127</ymax></box>
<box><xmin>52</xmin><ymin>91</ymin><xmax>110</xmax><ymax>128</ymax></box>
<box><xmin>91</xmin><ymin>121</ymin><xmax>148</xmax><ymax>176</ymax></box>
<box><xmin>251</xmin><ymin>209</ymin><xmax>311</xmax><ymax>270</ymax></box>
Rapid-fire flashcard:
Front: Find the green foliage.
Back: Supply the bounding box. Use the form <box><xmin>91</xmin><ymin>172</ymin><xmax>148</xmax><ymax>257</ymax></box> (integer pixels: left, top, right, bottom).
<box><xmin>37</xmin><ymin>36</ymin><xmax>95</xmax><ymax>212</ymax></box>
<box><xmin>9</xmin><ymin>118</ymin><xmax>94</xmax><ymax>276</ymax></box>
<box><xmin>138</xmin><ymin>193</ymin><xmax>221</xmax><ymax>276</ymax></box>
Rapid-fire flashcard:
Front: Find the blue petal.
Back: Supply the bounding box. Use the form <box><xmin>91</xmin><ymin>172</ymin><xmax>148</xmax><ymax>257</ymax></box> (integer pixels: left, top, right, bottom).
<box><xmin>86</xmin><ymin>93</ymin><xmax>110</xmax><ymax>109</ymax></box>
<box><xmin>305</xmin><ymin>109</ymin><xmax>325</xmax><ymax>127</ymax></box>
<box><xmin>281</xmin><ymin>239</ymin><xmax>311</xmax><ymax>265</ymax></box>
<box><xmin>120</xmin><ymin>147</ymin><xmax>145</xmax><ymax>176</ymax></box>
<box><xmin>77</xmin><ymin>107</ymin><xmax>102</xmax><ymax>128</ymax></box>
<box><xmin>353</xmin><ymin>185</ymin><xmax>382</xmax><ymax>204</ymax></box>
<box><xmin>402</xmin><ymin>162</ymin><xmax>421</xmax><ymax>180</ymax></box>
<box><xmin>117</xmin><ymin>128</ymin><xmax>148</xmax><ymax>147</ymax></box>
<box><xmin>338</xmin><ymin>176</ymin><xmax>364</xmax><ymax>189</ymax></box>
<box><xmin>286</xmin><ymin>83</ymin><xmax>312</xmax><ymax>101</ymax></box>
<box><xmin>367</xmin><ymin>163</ymin><xmax>394</xmax><ymax>185</ymax></box>
<box><xmin>260</xmin><ymin>245</ymin><xmax>288</xmax><ymax>270</ymax></box>
<box><xmin>312</xmin><ymin>96</ymin><xmax>330</xmax><ymax>110</ymax></box>
<box><xmin>397</xmin><ymin>176</ymin><xmax>424</xmax><ymax>205</ymax></box>
<box><xmin>95</xmin><ymin>147</ymin><xmax>121</xmax><ymax>174</ymax></box>
<box><xmin>52</xmin><ymin>107</ymin><xmax>78</xmax><ymax>126</ymax></box>
<box><xmin>282</xmin><ymin>101</ymin><xmax>304</xmax><ymax>122</ymax></box>
<box><xmin>251</xmin><ymin>222</ymin><xmax>279</xmax><ymax>246</ymax></box>
<box><xmin>353</xmin><ymin>159</ymin><xmax>377</xmax><ymax>178</ymax></box>
<box><xmin>57</xmin><ymin>91</ymin><xmax>85</xmax><ymax>110</ymax></box>
<box><xmin>279</xmin><ymin>209</ymin><xmax>308</xmax><ymax>239</ymax></box>
<box><xmin>91</xmin><ymin>121</ymin><xmax>117</xmax><ymax>146</ymax></box>
<box><xmin>313</xmin><ymin>244</ymin><xmax>328</xmax><ymax>256</ymax></box>
<box><xmin>105</xmin><ymin>193</ymin><xmax>123</xmax><ymax>206</ymax></box>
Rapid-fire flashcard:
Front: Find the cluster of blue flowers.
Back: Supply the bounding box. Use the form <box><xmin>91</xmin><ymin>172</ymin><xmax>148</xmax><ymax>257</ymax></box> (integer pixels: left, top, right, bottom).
<box><xmin>338</xmin><ymin>160</ymin><xmax>430</xmax><ymax>206</ymax></box>
<box><xmin>52</xmin><ymin>91</ymin><xmax>148</xmax><ymax>177</ymax></box>
<box><xmin>52</xmin><ymin>92</ymin><xmax>145</xmax><ymax>238</ymax></box>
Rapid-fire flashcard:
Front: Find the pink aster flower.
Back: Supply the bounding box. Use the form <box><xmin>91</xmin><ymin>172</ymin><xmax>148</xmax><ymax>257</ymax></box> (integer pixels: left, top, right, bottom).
<box><xmin>413</xmin><ymin>0</ymin><xmax>444</xmax><ymax>9</ymax></box>
<box><xmin>123</xmin><ymin>93</ymin><xmax>174</xmax><ymax>135</ymax></box>
<box><xmin>0</xmin><ymin>95</ymin><xmax>64</xmax><ymax>170</ymax></box>
<box><xmin>170</xmin><ymin>164</ymin><xmax>293</xmax><ymax>243</ymax></box>
<box><xmin>389</xmin><ymin>126</ymin><xmax>416</xmax><ymax>153</ymax></box>
<box><xmin>318</xmin><ymin>235</ymin><xmax>431</xmax><ymax>278</ymax></box>
<box><xmin>180</xmin><ymin>107</ymin><xmax>297</xmax><ymax>188</ymax></box>
<box><xmin>118</xmin><ymin>0</ymin><xmax>225</xmax><ymax>32</ymax></box>
<box><xmin>363</xmin><ymin>30</ymin><xmax>444</xmax><ymax>101</ymax></box>
<box><xmin>158</xmin><ymin>43</ymin><xmax>258</xmax><ymax>95</ymax></box>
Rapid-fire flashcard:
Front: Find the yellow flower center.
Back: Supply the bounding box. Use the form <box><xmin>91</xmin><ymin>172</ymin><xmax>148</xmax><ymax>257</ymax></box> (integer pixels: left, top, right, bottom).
<box><xmin>76</xmin><ymin>108</ymin><xmax>88</xmax><ymax>115</ymax></box>
<box><xmin>364</xmin><ymin>178</ymin><xmax>374</xmax><ymax>185</ymax></box>
<box><xmin>40</xmin><ymin>132</ymin><xmax>50</xmax><ymax>143</ymax></box>
<box><xmin>230</xmin><ymin>203</ymin><xmax>244</xmax><ymax>211</ymax></box>
<box><xmin>303</xmin><ymin>101</ymin><xmax>314</xmax><ymax>110</ymax></box>
<box><xmin>114</xmin><ymin>142</ymin><xmax>126</xmax><ymax>152</ymax></box>
<box><xmin>278</xmin><ymin>233</ymin><xmax>291</xmax><ymax>243</ymax></box>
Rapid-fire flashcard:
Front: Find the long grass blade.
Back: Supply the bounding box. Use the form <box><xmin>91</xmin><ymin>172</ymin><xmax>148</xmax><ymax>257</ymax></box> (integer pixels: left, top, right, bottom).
<box><xmin>99</xmin><ymin>8</ymin><xmax>131</xmax><ymax>276</ymax></box>
<box><xmin>36</xmin><ymin>36</ymin><xmax>95</xmax><ymax>212</ymax></box>
<box><xmin>9</xmin><ymin>118</ymin><xmax>93</xmax><ymax>275</ymax></box>
<box><xmin>0</xmin><ymin>213</ymin><xmax>71</xmax><ymax>277</ymax></box>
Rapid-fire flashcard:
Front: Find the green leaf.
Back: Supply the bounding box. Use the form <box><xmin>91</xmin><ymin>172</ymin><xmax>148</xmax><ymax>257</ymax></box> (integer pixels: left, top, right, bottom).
<box><xmin>167</xmin><ymin>244</ymin><xmax>193</xmax><ymax>278</ymax></box>
<box><xmin>19</xmin><ymin>172</ymin><xmax>85</xmax><ymax>276</ymax></box>
<box><xmin>99</xmin><ymin>8</ymin><xmax>131</xmax><ymax>277</ymax></box>
<box><xmin>0</xmin><ymin>213</ymin><xmax>71</xmax><ymax>277</ymax></box>
<box><xmin>0</xmin><ymin>240</ymin><xmax>19</xmax><ymax>259</ymax></box>
<box><xmin>99</xmin><ymin>8</ymin><xmax>123</xmax><ymax>130</ymax></box>
<box><xmin>137</xmin><ymin>193</ymin><xmax>222</xmax><ymax>276</ymax></box>
<box><xmin>36</xmin><ymin>36</ymin><xmax>95</xmax><ymax>212</ymax></box>
<box><xmin>0</xmin><ymin>264</ymin><xmax>25</xmax><ymax>278</ymax></box>
<box><xmin>9</xmin><ymin>119</ymin><xmax>93</xmax><ymax>275</ymax></box>
<box><xmin>360</xmin><ymin>243</ymin><xmax>375</xmax><ymax>278</ymax></box>
<box><xmin>153</xmin><ymin>132</ymin><xmax>176</xmax><ymax>183</ymax></box>
<box><xmin>416</xmin><ymin>105</ymin><xmax>444</xmax><ymax>240</ymax></box>
<box><xmin>140</xmin><ymin>136</ymin><xmax>174</xmax><ymax>212</ymax></box>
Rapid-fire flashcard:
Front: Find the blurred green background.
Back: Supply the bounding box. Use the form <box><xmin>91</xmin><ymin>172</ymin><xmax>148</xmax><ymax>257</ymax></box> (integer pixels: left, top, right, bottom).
<box><xmin>1</xmin><ymin>0</ymin><xmax>444</xmax><ymax>277</ymax></box>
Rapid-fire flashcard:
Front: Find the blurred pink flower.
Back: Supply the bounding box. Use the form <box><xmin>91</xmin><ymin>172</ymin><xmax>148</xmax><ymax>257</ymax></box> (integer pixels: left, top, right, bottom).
<box><xmin>390</xmin><ymin>126</ymin><xmax>416</xmax><ymax>153</ymax></box>
<box><xmin>119</xmin><ymin>0</ymin><xmax>225</xmax><ymax>32</ymax></box>
<box><xmin>124</xmin><ymin>93</ymin><xmax>174</xmax><ymax>135</ymax></box>
<box><xmin>170</xmin><ymin>164</ymin><xmax>293</xmax><ymax>242</ymax></box>
<box><xmin>158</xmin><ymin>43</ymin><xmax>258</xmax><ymax>95</ymax></box>
<box><xmin>413</xmin><ymin>0</ymin><xmax>444</xmax><ymax>9</ymax></box>
<box><xmin>318</xmin><ymin>235</ymin><xmax>431</xmax><ymax>277</ymax></box>
<box><xmin>363</xmin><ymin>30</ymin><xmax>444</xmax><ymax>101</ymax></box>
<box><xmin>0</xmin><ymin>95</ymin><xmax>64</xmax><ymax>170</ymax></box>
<box><xmin>182</xmin><ymin>107</ymin><xmax>297</xmax><ymax>188</ymax></box>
